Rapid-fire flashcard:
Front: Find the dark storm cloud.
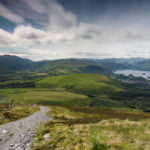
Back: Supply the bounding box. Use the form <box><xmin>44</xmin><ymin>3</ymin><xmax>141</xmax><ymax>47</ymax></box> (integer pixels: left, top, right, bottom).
<box><xmin>0</xmin><ymin>0</ymin><xmax>48</xmax><ymax>27</ymax></box>
<box><xmin>1</xmin><ymin>0</ymin><xmax>150</xmax><ymax>29</ymax></box>
<box><xmin>60</xmin><ymin>0</ymin><xmax>150</xmax><ymax>23</ymax></box>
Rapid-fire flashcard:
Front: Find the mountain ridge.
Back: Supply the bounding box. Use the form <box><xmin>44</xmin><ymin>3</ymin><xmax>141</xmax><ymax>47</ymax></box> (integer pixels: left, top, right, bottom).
<box><xmin>0</xmin><ymin>55</ymin><xmax>150</xmax><ymax>75</ymax></box>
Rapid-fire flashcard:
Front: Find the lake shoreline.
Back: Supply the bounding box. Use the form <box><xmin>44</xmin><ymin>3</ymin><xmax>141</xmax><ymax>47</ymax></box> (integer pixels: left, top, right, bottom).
<box><xmin>114</xmin><ymin>69</ymin><xmax>150</xmax><ymax>80</ymax></box>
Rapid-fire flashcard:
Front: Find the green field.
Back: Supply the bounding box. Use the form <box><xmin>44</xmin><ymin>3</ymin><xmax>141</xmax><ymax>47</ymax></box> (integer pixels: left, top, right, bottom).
<box><xmin>0</xmin><ymin>73</ymin><xmax>149</xmax><ymax>111</ymax></box>
<box><xmin>36</xmin><ymin>74</ymin><xmax>124</xmax><ymax>95</ymax></box>
<box><xmin>0</xmin><ymin>74</ymin><xmax>125</xmax><ymax>108</ymax></box>
<box><xmin>0</xmin><ymin>88</ymin><xmax>90</xmax><ymax>106</ymax></box>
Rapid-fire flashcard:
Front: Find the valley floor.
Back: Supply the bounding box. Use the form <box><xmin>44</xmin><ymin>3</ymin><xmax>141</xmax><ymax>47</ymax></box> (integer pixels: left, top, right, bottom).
<box><xmin>0</xmin><ymin>106</ymin><xmax>51</xmax><ymax>150</ymax></box>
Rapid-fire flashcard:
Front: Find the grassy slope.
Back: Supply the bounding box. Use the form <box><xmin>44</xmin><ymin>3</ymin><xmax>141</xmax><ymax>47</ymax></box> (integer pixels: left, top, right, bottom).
<box><xmin>0</xmin><ymin>74</ymin><xmax>126</xmax><ymax>108</ymax></box>
<box><xmin>34</xmin><ymin>74</ymin><xmax>125</xmax><ymax>108</ymax></box>
<box><xmin>35</xmin><ymin>73</ymin><xmax>150</xmax><ymax>111</ymax></box>
<box><xmin>29</xmin><ymin>59</ymin><xmax>110</xmax><ymax>75</ymax></box>
<box><xmin>13</xmin><ymin>91</ymin><xmax>89</xmax><ymax>106</ymax></box>
<box><xmin>33</xmin><ymin>106</ymin><xmax>150</xmax><ymax>150</ymax></box>
<box><xmin>0</xmin><ymin>88</ymin><xmax>90</xmax><ymax>106</ymax></box>
<box><xmin>36</xmin><ymin>74</ymin><xmax>123</xmax><ymax>95</ymax></box>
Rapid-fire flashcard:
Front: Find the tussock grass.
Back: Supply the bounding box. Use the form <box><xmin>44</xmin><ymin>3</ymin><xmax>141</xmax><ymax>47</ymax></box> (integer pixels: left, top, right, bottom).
<box><xmin>0</xmin><ymin>105</ymin><xmax>39</xmax><ymax>124</ymax></box>
<box><xmin>67</xmin><ymin>107</ymin><xmax>150</xmax><ymax>121</ymax></box>
<box><xmin>33</xmin><ymin>106</ymin><xmax>150</xmax><ymax>150</ymax></box>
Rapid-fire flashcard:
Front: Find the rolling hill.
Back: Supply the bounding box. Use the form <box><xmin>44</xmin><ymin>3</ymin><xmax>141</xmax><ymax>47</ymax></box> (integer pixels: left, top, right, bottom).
<box><xmin>134</xmin><ymin>59</ymin><xmax>150</xmax><ymax>71</ymax></box>
<box><xmin>29</xmin><ymin>58</ymin><xmax>147</xmax><ymax>74</ymax></box>
<box><xmin>0</xmin><ymin>55</ymin><xmax>148</xmax><ymax>76</ymax></box>
<box><xmin>0</xmin><ymin>72</ymin><xmax>150</xmax><ymax>111</ymax></box>
<box><xmin>90</xmin><ymin>57</ymin><xmax>146</xmax><ymax>70</ymax></box>
<box><xmin>28</xmin><ymin>59</ymin><xmax>110</xmax><ymax>75</ymax></box>
<box><xmin>36</xmin><ymin>73</ymin><xmax>123</xmax><ymax>95</ymax></box>
<box><xmin>0</xmin><ymin>73</ymin><xmax>125</xmax><ymax>108</ymax></box>
<box><xmin>35</xmin><ymin>73</ymin><xmax>126</xmax><ymax>108</ymax></box>
<box><xmin>35</xmin><ymin>73</ymin><xmax>150</xmax><ymax>111</ymax></box>
<box><xmin>0</xmin><ymin>55</ymin><xmax>33</xmax><ymax>74</ymax></box>
<box><xmin>25</xmin><ymin>57</ymin><xmax>150</xmax><ymax>74</ymax></box>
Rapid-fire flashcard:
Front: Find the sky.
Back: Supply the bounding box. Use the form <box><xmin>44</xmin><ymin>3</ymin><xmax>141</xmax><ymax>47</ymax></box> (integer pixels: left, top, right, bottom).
<box><xmin>1</xmin><ymin>0</ymin><xmax>150</xmax><ymax>61</ymax></box>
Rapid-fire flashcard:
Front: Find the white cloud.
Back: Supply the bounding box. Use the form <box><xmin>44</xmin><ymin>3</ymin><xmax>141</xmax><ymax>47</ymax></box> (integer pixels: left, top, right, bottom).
<box><xmin>29</xmin><ymin>48</ymin><xmax>62</xmax><ymax>60</ymax></box>
<box><xmin>0</xmin><ymin>0</ymin><xmax>78</xmax><ymax>47</ymax></box>
<box><xmin>23</xmin><ymin>0</ymin><xmax>77</xmax><ymax>31</ymax></box>
<box><xmin>1</xmin><ymin>22</ymin><xmax>150</xmax><ymax>48</ymax></box>
<box><xmin>0</xmin><ymin>29</ymin><xmax>15</xmax><ymax>46</ymax></box>
<box><xmin>0</xmin><ymin>25</ymin><xmax>76</xmax><ymax>47</ymax></box>
<box><xmin>48</xmin><ymin>0</ymin><xmax>77</xmax><ymax>31</ymax></box>
<box><xmin>24</xmin><ymin>0</ymin><xmax>47</xmax><ymax>14</ymax></box>
<box><xmin>0</xmin><ymin>3</ymin><xmax>24</xmax><ymax>24</ymax></box>
<box><xmin>1</xmin><ymin>0</ymin><xmax>150</xmax><ymax>60</ymax></box>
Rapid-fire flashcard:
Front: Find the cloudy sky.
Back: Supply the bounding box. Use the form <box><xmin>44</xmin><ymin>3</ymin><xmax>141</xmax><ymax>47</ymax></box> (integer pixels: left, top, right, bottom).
<box><xmin>1</xmin><ymin>0</ymin><xmax>150</xmax><ymax>60</ymax></box>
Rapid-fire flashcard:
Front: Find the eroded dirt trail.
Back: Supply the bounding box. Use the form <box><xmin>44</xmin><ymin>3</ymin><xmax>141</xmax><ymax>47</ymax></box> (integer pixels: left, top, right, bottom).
<box><xmin>0</xmin><ymin>106</ymin><xmax>51</xmax><ymax>150</ymax></box>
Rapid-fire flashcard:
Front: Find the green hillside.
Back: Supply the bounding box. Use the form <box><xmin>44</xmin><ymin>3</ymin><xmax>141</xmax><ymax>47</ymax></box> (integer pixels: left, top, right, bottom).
<box><xmin>36</xmin><ymin>74</ymin><xmax>123</xmax><ymax>95</ymax></box>
<box><xmin>0</xmin><ymin>73</ymin><xmax>149</xmax><ymax>111</ymax></box>
<box><xmin>35</xmin><ymin>73</ymin><xmax>150</xmax><ymax>111</ymax></box>
<box><xmin>0</xmin><ymin>55</ymin><xmax>33</xmax><ymax>74</ymax></box>
<box><xmin>29</xmin><ymin>58</ymin><xmax>147</xmax><ymax>74</ymax></box>
<box><xmin>34</xmin><ymin>74</ymin><xmax>126</xmax><ymax>108</ymax></box>
<box><xmin>134</xmin><ymin>59</ymin><xmax>150</xmax><ymax>71</ymax></box>
<box><xmin>0</xmin><ymin>88</ymin><xmax>90</xmax><ymax>106</ymax></box>
<box><xmin>0</xmin><ymin>74</ymin><xmax>125</xmax><ymax>108</ymax></box>
<box><xmin>0</xmin><ymin>55</ymin><xmax>148</xmax><ymax>77</ymax></box>
<box><xmin>13</xmin><ymin>91</ymin><xmax>89</xmax><ymax>106</ymax></box>
<box><xmin>28</xmin><ymin>59</ymin><xmax>110</xmax><ymax>75</ymax></box>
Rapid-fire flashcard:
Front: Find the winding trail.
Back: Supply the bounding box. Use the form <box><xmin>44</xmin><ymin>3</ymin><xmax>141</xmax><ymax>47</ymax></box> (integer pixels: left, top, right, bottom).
<box><xmin>0</xmin><ymin>106</ymin><xmax>51</xmax><ymax>150</ymax></box>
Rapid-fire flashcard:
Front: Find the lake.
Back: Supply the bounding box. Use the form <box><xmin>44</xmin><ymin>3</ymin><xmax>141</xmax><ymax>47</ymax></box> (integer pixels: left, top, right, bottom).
<box><xmin>114</xmin><ymin>70</ymin><xmax>150</xmax><ymax>80</ymax></box>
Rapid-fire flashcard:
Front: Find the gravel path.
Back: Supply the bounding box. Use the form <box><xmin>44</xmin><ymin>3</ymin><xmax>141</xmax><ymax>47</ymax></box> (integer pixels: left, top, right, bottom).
<box><xmin>0</xmin><ymin>106</ymin><xmax>51</xmax><ymax>150</ymax></box>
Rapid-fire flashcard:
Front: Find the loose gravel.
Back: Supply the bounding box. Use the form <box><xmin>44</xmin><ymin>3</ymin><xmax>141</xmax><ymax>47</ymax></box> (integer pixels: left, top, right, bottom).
<box><xmin>0</xmin><ymin>106</ymin><xmax>51</xmax><ymax>150</ymax></box>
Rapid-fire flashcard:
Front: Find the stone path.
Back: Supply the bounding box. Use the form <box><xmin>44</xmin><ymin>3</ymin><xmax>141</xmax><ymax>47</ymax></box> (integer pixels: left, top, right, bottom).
<box><xmin>0</xmin><ymin>106</ymin><xmax>51</xmax><ymax>150</ymax></box>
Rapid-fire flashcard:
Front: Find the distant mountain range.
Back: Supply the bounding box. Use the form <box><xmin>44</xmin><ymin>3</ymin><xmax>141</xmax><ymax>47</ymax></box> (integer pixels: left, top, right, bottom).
<box><xmin>0</xmin><ymin>55</ymin><xmax>149</xmax><ymax>75</ymax></box>
<box><xmin>0</xmin><ymin>55</ymin><xmax>33</xmax><ymax>74</ymax></box>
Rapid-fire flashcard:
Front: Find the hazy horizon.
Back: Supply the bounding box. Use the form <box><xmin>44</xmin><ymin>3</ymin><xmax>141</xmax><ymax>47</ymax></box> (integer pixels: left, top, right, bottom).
<box><xmin>0</xmin><ymin>54</ymin><xmax>148</xmax><ymax>62</ymax></box>
<box><xmin>1</xmin><ymin>0</ymin><xmax>150</xmax><ymax>60</ymax></box>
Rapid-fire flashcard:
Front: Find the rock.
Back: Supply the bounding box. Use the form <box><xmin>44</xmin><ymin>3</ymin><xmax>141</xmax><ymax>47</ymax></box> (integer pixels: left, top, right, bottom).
<box><xmin>10</xmin><ymin>144</ymin><xmax>14</xmax><ymax>147</ymax></box>
<box><xmin>43</xmin><ymin>133</ymin><xmax>50</xmax><ymax>140</ymax></box>
<box><xmin>17</xmin><ymin>147</ymin><xmax>24</xmax><ymax>150</ymax></box>
<box><xmin>26</xmin><ymin>142</ymin><xmax>31</xmax><ymax>147</ymax></box>
<box><xmin>135</xmin><ymin>140</ymin><xmax>145</xmax><ymax>146</ymax></box>
<box><xmin>2</xmin><ymin>130</ymin><xmax>9</xmax><ymax>134</ymax></box>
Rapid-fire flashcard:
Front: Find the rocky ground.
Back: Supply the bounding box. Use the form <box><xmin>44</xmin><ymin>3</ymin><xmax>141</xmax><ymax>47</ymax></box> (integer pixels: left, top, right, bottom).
<box><xmin>0</xmin><ymin>106</ymin><xmax>51</xmax><ymax>150</ymax></box>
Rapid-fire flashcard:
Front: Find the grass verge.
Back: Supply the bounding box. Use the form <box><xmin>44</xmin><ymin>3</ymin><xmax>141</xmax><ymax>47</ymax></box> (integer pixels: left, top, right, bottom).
<box><xmin>0</xmin><ymin>105</ymin><xmax>39</xmax><ymax>124</ymax></box>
